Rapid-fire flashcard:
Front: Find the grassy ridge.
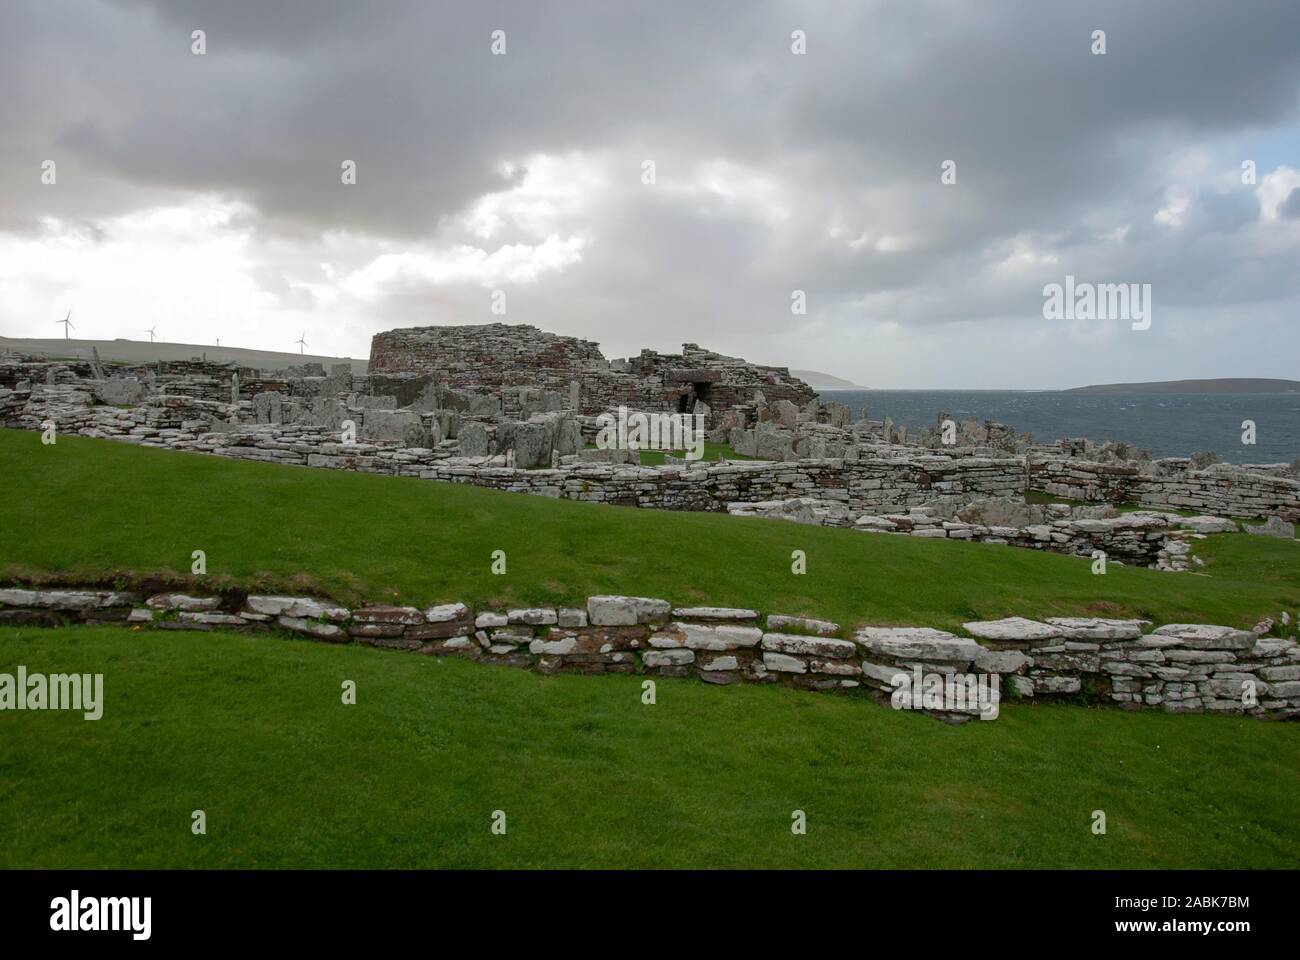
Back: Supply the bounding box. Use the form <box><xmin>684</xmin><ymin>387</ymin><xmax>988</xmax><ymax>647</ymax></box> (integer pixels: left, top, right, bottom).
<box><xmin>1</xmin><ymin>625</ymin><xmax>1296</xmax><ymax>869</ymax></box>
<box><xmin>2</xmin><ymin>428</ymin><xmax>1298</xmax><ymax>632</ymax></box>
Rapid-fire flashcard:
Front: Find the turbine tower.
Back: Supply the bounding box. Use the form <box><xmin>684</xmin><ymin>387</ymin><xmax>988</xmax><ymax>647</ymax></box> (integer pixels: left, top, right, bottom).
<box><xmin>146</xmin><ymin>325</ymin><xmax>157</xmax><ymax>343</ymax></box>
<box><xmin>56</xmin><ymin>310</ymin><xmax>74</xmax><ymax>339</ymax></box>
<box><xmin>295</xmin><ymin>332</ymin><xmax>308</xmax><ymax>355</ymax></box>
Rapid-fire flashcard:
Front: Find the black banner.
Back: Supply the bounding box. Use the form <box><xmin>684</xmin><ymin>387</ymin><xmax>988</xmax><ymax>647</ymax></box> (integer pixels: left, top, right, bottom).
<box><xmin>0</xmin><ymin>870</ymin><xmax>1281</xmax><ymax>945</ymax></box>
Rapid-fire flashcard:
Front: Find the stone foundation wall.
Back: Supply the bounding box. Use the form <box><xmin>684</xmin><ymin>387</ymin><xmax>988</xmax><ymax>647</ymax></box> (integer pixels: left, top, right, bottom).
<box><xmin>2</xmin><ymin>586</ymin><xmax>1295</xmax><ymax>721</ymax></box>
<box><xmin>421</xmin><ymin>455</ymin><xmax>1024</xmax><ymax>512</ymax></box>
<box><xmin>1029</xmin><ymin>457</ymin><xmax>1300</xmax><ymax>520</ymax></box>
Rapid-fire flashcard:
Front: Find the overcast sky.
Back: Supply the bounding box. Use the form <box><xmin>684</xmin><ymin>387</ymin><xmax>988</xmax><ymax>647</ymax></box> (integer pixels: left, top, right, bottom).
<box><xmin>2</xmin><ymin>0</ymin><xmax>1299</xmax><ymax>388</ymax></box>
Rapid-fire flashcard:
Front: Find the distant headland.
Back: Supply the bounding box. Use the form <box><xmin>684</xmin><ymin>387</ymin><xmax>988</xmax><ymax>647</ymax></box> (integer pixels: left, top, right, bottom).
<box><xmin>791</xmin><ymin>369</ymin><xmax>863</xmax><ymax>389</ymax></box>
<box><xmin>1066</xmin><ymin>378</ymin><xmax>1300</xmax><ymax>395</ymax></box>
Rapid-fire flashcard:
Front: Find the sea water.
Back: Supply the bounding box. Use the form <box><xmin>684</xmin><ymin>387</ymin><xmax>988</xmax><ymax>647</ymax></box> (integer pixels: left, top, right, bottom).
<box><xmin>816</xmin><ymin>390</ymin><xmax>1300</xmax><ymax>464</ymax></box>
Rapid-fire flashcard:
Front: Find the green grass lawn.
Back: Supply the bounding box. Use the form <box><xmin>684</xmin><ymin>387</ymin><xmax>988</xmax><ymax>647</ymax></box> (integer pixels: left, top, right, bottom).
<box><xmin>1</xmin><ymin>625</ymin><xmax>1295</xmax><ymax>869</ymax></box>
<box><xmin>2</xmin><ymin>428</ymin><xmax>1298</xmax><ymax>632</ymax></box>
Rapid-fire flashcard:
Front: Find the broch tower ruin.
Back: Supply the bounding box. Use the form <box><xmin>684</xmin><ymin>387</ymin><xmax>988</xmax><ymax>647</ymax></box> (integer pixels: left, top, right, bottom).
<box><xmin>367</xmin><ymin>322</ymin><xmax>817</xmax><ymax>418</ymax></box>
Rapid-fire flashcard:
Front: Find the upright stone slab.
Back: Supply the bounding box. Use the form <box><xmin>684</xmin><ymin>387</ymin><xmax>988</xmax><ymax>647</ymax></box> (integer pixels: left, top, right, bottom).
<box><xmin>458</xmin><ymin>421</ymin><xmax>490</xmax><ymax>457</ymax></box>
<box><xmin>254</xmin><ymin>391</ymin><xmax>284</xmax><ymax>424</ymax></box>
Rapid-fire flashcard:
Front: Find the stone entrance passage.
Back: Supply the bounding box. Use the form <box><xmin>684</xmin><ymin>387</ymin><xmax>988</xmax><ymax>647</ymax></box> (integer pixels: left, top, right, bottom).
<box><xmin>665</xmin><ymin>368</ymin><xmax>720</xmax><ymax>414</ymax></box>
<box><xmin>676</xmin><ymin>381</ymin><xmax>714</xmax><ymax>413</ymax></box>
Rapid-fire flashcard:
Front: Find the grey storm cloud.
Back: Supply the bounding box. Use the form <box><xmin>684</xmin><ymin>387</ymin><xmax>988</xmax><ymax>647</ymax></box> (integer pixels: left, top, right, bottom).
<box><xmin>3</xmin><ymin>0</ymin><xmax>1300</xmax><ymax>384</ymax></box>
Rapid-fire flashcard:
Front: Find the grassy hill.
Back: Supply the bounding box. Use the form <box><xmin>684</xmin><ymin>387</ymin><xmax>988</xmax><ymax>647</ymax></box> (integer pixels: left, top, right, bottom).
<box><xmin>1</xmin><ymin>625</ymin><xmax>1296</xmax><ymax>869</ymax></box>
<box><xmin>0</xmin><ymin>335</ymin><xmax>368</xmax><ymax>374</ymax></box>
<box><xmin>1</xmin><ymin>428</ymin><xmax>1297</xmax><ymax>631</ymax></box>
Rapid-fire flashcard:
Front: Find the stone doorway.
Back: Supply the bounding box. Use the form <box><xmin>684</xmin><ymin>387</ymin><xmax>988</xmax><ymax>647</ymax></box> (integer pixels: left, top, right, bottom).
<box><xmin>677</xmin><ymin>381</ymin><xmax>712</xmax><ymax>413</ymax></box>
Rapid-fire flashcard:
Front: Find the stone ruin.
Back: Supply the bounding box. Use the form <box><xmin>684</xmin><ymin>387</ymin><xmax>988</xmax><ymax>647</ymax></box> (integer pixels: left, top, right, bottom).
<box><xmin>369</xmin><ymin>322</ymin><xmax>816</xmax><ymax>420</ymax></box>
<box><xmin>332</xmin><ymin>322</ymin><xmax>820</xmax><ymax>467</ymax></box>
<box><xmin>3</xmin><ymin>322</ymin><xmax>1299</xmax><ymax>551</ymax></box>
<box><xmin>0</xmin><ymin>324</ymin><xmax>818</xmax><ymax>471</ymax></box>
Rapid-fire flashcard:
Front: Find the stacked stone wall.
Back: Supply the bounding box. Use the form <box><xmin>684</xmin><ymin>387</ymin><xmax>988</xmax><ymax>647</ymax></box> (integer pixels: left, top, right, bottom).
<box><xmin>2</xmin><ymin>587</ymin><xmax>1295</xmax><ymax>721</ymax></box>
<box><xmin>423</xmin><ymin>455</ymin><xmax>1023</xmax><ymax>513</ymax></box>
<box><xmin>1029</xmin><ymin>457</ymin><xmax>1300</xmax><ymax>520</ymax></box>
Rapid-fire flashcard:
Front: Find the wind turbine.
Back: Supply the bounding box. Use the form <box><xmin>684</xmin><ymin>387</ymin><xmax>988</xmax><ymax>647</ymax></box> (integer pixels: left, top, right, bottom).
<box><xmin>146</xmin><ymin>325</ymin><xmax>157</xmax><ymax>343</ymax></box>
<box><xmin>56</xmin><ymin>310</ymin><xmax>74</xmax><ymax>339</ymax></box>
<box><xmin>295</xmin><ymin>332</ymin><xmax>308</xmax><ymax>355</ymax></box>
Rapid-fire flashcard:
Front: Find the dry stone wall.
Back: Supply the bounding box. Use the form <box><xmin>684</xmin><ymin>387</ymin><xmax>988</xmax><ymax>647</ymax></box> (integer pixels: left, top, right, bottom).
<box><xmin>369</xmin><ymin>323</ymin><xmax>607</xmax><ymax>416</ymax></box>
<box><xmin>421</xmin><ymin>455</ymin><xmax>1024</xmax><ymax>512</ymax></box>
<box><xmin>851</xmin><ymin>508</ymin><xmax>1196</xmax><ymax>570</ymax></box>
<box><xmin>827</xmin><ymin>499</ymin><xmax>1248</xmax><ymax>570</ymax></box>
<box><xmin>2</xmin><ymin>586</ymin><xmax>1295</xmax><ymax>722</ymax></box>
<box><xmin>1030</xmin><ymin>457</ymin><xmax>1300</xmax><ymax>520</ymax></box>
